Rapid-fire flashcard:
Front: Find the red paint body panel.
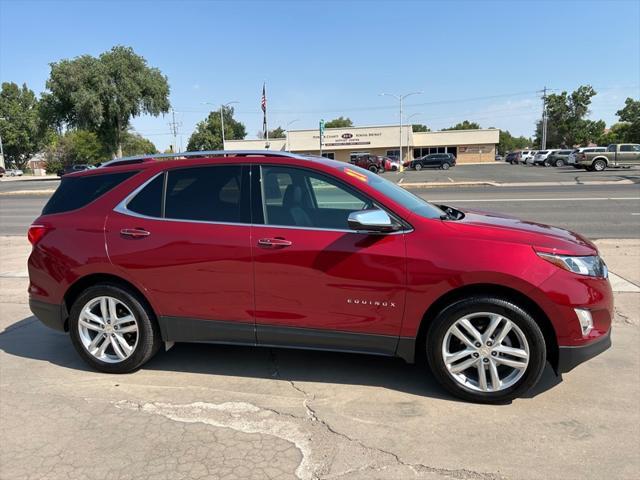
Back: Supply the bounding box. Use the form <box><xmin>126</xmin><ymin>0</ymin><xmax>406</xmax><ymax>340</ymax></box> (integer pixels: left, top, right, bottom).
<box><xmin>28</xmin><ymin>154</ymin><xmax>612</xmax><ymax>359</ymax></box>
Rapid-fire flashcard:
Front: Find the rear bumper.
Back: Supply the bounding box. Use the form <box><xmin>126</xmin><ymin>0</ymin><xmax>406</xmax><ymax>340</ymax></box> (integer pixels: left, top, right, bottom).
<box><xmin>29</xmin><ymin>298</ymin><xmax>67</xmax><ymax>332</ymax></box>
<box><xmin>557</xmin><ymin>329</ymin><xmax>611</xmax><ymax>373</ymax></box>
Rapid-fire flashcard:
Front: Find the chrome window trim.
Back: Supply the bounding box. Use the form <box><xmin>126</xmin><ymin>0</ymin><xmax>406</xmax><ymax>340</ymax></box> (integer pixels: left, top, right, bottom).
<box><xmin>113</xmin><ymin>168</ymin><xmax>413</xmax><ymax>235</ymax></box>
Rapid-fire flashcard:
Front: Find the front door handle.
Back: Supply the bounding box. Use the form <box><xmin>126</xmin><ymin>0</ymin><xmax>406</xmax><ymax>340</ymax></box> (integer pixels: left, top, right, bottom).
<box><xmin>257</xmin><ymin>237</ymin><xmax>292</xmax><ymax>248</ymax></box>
<box><xmin>120</xmin><ymin>228</ymin><xmax>151</xmax><ymax>239</ymax></box>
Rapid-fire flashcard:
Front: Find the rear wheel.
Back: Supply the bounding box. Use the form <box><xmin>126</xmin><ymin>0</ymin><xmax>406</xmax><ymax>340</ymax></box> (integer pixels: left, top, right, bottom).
<box><xmin>368</xmin><ymin>164</ymin><xmax>378</xmax><ymax>173</ymax></box>
<box><xmin>69</xmin><ymin>284</ymin><xmax>161</xmax><ymax>373</ymax></box>
<box><xmin>555</xmin><ymin>159</ymin><xmax>565</xmax><ymax>167</ymax></box>
<box><xmin>426</xmin><ymin>296</ymin><xmax>546</xmax><ymax>403</ymax></box>
<box><xmin>414</xmin><ymin>163</ymin><xmax>423</xmax><ymax>171</ymax></box>
<box><xmin>441</xmin><ymin>162</ymin><xmax>451</xmax><ymax>170</ymax></box>
<box><xmin>543</xmin><ymin>160</ymin><xmax>551</xmax><ymax>167</ymax></box>
<box><xmin>592</xmin><ymin>159</ymin><xmax>607</xmax><ymax>171</ymax></box>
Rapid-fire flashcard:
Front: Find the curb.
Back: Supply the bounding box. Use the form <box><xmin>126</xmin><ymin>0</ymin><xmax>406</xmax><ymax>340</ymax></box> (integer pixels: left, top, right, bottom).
<box><xmin>400</xmin><ymin>179</ymin><xmax>635</xmax><ymax>189</ymax></box>
<box><xmin>0</xmin><ymin>189</ymin><xmax>56</xmax><ymax>196</ymax></box>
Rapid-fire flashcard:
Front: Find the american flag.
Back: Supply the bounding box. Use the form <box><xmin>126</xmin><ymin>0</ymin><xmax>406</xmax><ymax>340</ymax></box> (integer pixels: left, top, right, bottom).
<box><xmin>261</xmin><ymin>83</ymin><xmax>267</xmax><ymax>112</ymax></box>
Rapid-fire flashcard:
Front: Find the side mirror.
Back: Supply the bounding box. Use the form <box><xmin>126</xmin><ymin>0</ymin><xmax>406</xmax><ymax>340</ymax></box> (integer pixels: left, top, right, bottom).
<box><xmin>348</xmin><ymin>209</ymin><xmax>401</xmax><ymax>233</ymax></box>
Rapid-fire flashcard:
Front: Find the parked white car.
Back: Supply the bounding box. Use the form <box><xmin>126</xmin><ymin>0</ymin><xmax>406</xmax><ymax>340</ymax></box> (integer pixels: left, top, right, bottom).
<box><xmin>521</xmin><ymin>150</ymin><xmax>537</xmax><ymax>164</ymax></box>
<box><xmin>5</xmin><ymin>169</ymin><xmax>23</xmax><ymax>176</ymax></box>
<box><xmin>532</xmin><ymin>149</ymin><xmax>561</xmax><ymax>166</ymax></box>
<box><xmin>568</xmin><ymin>147</ymin><xmax>607</xmax><ymax>168</ymax></box>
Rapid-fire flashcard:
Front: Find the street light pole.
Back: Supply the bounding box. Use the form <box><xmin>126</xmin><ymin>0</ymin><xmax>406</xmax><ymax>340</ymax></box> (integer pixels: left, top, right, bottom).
<box><xmin>285</xmin><ymin>119</ymin><xmax>299</xmax><ymax>152</ymax></box>
<box><xmin>380</xmin><ymin>91</ymin><xmax>422</xmax><ymax>172</ymax></box>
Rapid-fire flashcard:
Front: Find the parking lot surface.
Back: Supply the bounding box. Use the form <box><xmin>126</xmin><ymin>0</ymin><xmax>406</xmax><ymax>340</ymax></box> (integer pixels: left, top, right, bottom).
<box><xmin>1</xmin><ymin>234</ymin><xmax>639</xmax><ymax>480</ymax></box>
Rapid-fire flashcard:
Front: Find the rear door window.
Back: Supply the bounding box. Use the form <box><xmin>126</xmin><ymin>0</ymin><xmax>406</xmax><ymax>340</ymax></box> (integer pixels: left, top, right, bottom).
<box><xmin>42</xmin><ymin>171</ymin><xmax>137</xmax><ymax>215</ymax></box>
<box><xmin>164</xmin><ymin>165</ymin><xmax>247</xmax><ymax>223</ymax></box>
<box><xmin>127</xmin><ymin>174</ymin><xmax>164</xmax><ymax>218</ymax></box>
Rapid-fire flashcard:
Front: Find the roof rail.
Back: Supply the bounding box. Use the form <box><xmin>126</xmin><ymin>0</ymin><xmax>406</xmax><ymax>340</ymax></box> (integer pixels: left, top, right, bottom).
<box><xmin>100</xmin><ymin>150</ymin><xmax>305</xmax><ymax>168</ymax></box>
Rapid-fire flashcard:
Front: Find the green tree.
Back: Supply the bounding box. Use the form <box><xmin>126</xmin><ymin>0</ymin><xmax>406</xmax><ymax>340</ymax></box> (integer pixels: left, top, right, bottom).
<box><xmin>187</xmin><ymin>106</ymin><xmax>246</xmax><ymax>151</ymax></box>
<box><xmin>324</xmin><ymin>116</ymin><xmax>353</xmax><ymax>128</ymax></box>
<box><xmin>598</xmin><ymin>123</ymin><xmax>631</xmax><ymax>146</ymax></box>
<box><xmin>41</xmin><ymin>45</ymin><xmax>170</xmax><ymax>158</ymax></box>
<box><xmin>534</xmin><ymin>85</ymin><xmax>605</xmax><ymax>147</ymax></box>
<box><xmin>497</xmin><ymin>130</ymin><xmax>531</xmax><ymax>155</ymax></box>
<box><xmin>442</xmin><ymin>120</ymin><xmax>481</xmax><ymax>131</ymax></box>
<box><xmin>259</xmin><ymin>126</ymin><xmax>286</xmax><ymax>139</ymax></box>
<box><xmin>615</xmin><ymin>97</ymin><xmax>640</xmax><ymax>142</ymax></box>
<box><xmin>412</xmin><ymin>124</ymin><xmax>430</xmax><ymax>132</ymax></box>
<box><xmin>0</xmin><ymin>82</ymin><xmax>46</xmax><ymax>169</ymax></box>
<box><xmin>44</xmin><ymin>129</ymin><xmax>108</xmax><ymax>174</ymax></box>
<box><xmin>121</xmin><ymin>131</ymin><xmax>158</xmax><ymax>156</ymax></box>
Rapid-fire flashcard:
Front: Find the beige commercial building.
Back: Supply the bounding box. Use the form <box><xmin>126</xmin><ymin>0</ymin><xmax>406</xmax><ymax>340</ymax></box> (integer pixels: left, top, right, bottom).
<box><xmin>225</xmin><ymin>124</ymin><xmax>500</xmax><ymax>164</ymax></box>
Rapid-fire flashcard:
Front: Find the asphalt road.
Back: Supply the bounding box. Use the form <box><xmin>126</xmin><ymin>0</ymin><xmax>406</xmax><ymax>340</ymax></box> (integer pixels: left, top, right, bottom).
<box><xmin>1</xmin><ymin>183</ymin><xmax>638</xmax><ymax>238</ymax></box>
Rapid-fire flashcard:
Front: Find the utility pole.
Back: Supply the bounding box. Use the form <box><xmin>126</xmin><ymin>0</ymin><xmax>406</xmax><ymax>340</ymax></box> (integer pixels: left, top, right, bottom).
<box><xmin>319</xmin><ymin>119</ymin><xmax>324</xmax><ymax>157</ymax></box>
<box><xmin>168</xmin><ymin>109</ymin><xmax>182</xmax><ymax>153</ymax></box>
<box><xmin>540</xmin><ymin>86</ymin><xmax>548</xmax><ymax>150</ymax></box>
<box><xmin>380</xmin><ymin>91</ymin><xmax>422</xmax><ymax>172</ymax></box>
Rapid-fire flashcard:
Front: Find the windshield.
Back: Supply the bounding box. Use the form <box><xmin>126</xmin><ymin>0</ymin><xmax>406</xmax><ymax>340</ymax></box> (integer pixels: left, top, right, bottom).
<box><xmin>344</xmin><ymin>164</ymin><xmax>445</xmax><ymax>219</ymax></box>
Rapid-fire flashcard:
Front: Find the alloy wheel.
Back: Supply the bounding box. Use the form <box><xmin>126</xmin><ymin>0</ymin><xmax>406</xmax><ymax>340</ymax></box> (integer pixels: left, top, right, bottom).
<box><xmin>77</xmin><ymin>296</ymin><xmax>139</xmax><ymax>363</ymax></box>
<box><xmin>441</xmin><ymin>312</ymin><xmax>529</xmax><ymax>392</ymax></box>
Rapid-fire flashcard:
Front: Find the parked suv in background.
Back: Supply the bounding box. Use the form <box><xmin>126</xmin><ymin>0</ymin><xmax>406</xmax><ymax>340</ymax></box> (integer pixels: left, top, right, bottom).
<box><xmin>544</xmin><ymin>150</ymin><xmax>573</xmax><ymax>167</ymax></box>
<box><xmin>532</xmin><ymin>149</ymin><xmax>560</xmax><ymax>166</ymax></box>
<box><xmin>57</xmin><ymin>164</ymin><xmax>95</xmax><ymax>176</ymax></box>
<box><xmin>568</xmin><ymin>147</ymin><xmax>607</xmax><ymax>168</ymax></box>
<box><xmin>505</xmin><ymin>152</ymin><xmax>520</xmax><ymax>164</ymax></box>
<box><xmin>29</xmin><ymin>151</ymin><xmax>612</xmax><ymax>403</ymax></box>
<box><xmin>349</xmin><ymin>154</ymin><xmax>385</xmax><ymax>173</ymax></box>
<box><xmin>410</xmin><ymin>153</ymin><xmax>456</xmax><ymax>170</ymax></box>
<box><xmin>520</xmin><ymin>150</ymin><xmax>536</xmax><ymax>165</ymax></box>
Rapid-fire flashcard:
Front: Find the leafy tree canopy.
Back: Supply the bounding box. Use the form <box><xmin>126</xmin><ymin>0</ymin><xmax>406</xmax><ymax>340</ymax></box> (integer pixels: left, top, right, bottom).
<box><xmin>615</xmin><ymin>97</ymin><xmax>640</xmax><ymax>143</ymax></box>
<box><xmin>534</xmin><ymin>85</ymin><xmax>605</xmax><ymax>147</ymax></box>
<box><xmin>44</xmin><ymin>129</ymin><xmax>108</xmax><ymax>174</ymax></box>
<box><xmin>442</xmin><ymin>120</ymin><xmax>481</xmax><ymax>131</ymax></box>
<box><xmin>258</xmin><ymin>126</ymin><xmax>286</xmax><ymax>139</ymax></box>
<box><xmin>324</xmin><ymin>117</ymin><xmax>353</xmax><ymax>129</ymax></box>
<box><xmin>0</xmin><ymin>82</ymin><xmax>46</xmax><ymax>169</ymax></box>
<box><xmin>121</xmin><ymin>131</ymin><xmax>158</xmax><ymax>157</ymax></box>
<box><xmin>41</xmin><ymin>46</ymin><xmax>170</xmax><ymax>158</ymax></box>
<box><xmin>498</xmin><ymin>130</ymin><xmax>531</xmax><ymax>155</ymax></box>
<box><xmin>412</xmin><ymin>124</ymin><xmax>430</xmax><ymax>132</ymax></box>
<box><xmin>187</xmin><ymin>106</ymin><xmax>246</xmax><ymax>151</ymax></box>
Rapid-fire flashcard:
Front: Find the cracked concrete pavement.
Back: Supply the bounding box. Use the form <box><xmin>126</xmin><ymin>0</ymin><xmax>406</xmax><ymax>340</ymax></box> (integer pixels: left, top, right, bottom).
<box><xmin>1</xmin><ymin>236</ymin><xmax>639</xmax><ymax>479</ymax></box>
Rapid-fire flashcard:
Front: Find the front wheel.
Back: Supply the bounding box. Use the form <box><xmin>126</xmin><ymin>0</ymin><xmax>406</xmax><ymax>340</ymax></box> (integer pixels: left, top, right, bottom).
<box><xmin>414</xmin><ymin>163</ymin><xmax>423</xmax><ymax>171</ymax></box>
<box><xmin>555</xmin><ymin>159</ymin><xmax>565</xmax><ymax>167</ymax></box>
<box><xmin>368</xmin><ymin>164</ymin><xmax>378</xmax><ymax>173</ymax></box>
<box><xmin>592</xmin><ymin>159</ymin><xmax>607</xmax><ymax>171</ymax></box>
<box><xmin>441</xmin><ymin>162</ymin><xmax>451</xmax><ymax>170</ymax></box>
<box><xmin>426</xmin><ymin>296</ymin><xmax>546</xmax><ymax>403</ymax></box>
<box><xmin>69</xmin><ymin>284</ymin><xmax>161</xmax><ymax>373</ymax></box>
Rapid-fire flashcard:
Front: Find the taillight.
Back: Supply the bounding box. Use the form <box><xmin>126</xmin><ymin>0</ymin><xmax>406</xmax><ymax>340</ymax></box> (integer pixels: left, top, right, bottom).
<box><xmin>28</xmin><ymin>225</ymin><xmax>51</xmax><ymax>245</ymax></box>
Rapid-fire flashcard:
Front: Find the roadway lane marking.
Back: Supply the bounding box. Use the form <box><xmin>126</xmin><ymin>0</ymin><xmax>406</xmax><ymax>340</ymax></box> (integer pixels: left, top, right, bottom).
<box><xmin>430</xmin><ymin>197</ymin><xmax>640</xmax><ymax>203</ymax></box>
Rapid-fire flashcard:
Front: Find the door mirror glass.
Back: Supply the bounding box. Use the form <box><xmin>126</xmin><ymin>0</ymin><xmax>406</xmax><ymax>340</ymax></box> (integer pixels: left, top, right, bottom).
<box><xmin>348</xmin><ymin>209</ymin><xmax>400</xmax><ymax>233</ymax></box>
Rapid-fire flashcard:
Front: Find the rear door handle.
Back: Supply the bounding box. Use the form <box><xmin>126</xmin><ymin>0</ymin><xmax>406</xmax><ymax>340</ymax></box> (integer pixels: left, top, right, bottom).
<box><xmin>120</xmin><ymin>228</ymin><xmax>151</xmax><ymax>239</ymax></box>
<box><xmin>257</xmin><ymin>237</ymin><xmax>292</xmax><ymax>248</ymax></box>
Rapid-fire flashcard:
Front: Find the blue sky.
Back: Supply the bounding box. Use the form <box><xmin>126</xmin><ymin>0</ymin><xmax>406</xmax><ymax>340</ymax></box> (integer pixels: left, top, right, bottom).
<box><xmin>1</xmin><ymin>0</ymin><xmax>638</xmax><ymax>151</ymax></box>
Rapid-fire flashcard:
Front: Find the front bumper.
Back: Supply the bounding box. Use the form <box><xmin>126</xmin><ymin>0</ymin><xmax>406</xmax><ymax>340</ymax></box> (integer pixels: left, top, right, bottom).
<box><xmin>557</xmin><ymin>328</ymin><xmax>611</xmax><ymax>373</ymax></box>
<box><xmin>29</xmin><ymin>298</ymin><xmax>67</xmax><ymax>332</ymax></box>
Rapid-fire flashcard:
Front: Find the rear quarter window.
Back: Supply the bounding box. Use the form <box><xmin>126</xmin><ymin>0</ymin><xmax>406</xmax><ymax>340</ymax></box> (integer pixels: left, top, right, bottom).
<box><xmin>42</xmin><ymin>171</ymin><xmax>137</xmax><ymax>215</ymax></box>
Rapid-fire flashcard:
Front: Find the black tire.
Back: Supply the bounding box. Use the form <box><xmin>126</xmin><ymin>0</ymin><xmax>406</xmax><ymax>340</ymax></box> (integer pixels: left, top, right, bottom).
<box><xmin>414</xmin><ymin>163</ymin><xmax>423</xmax><ymax>171</ymax></box>
<box><xmin>425</xmin><ymin>296</ymin><xmax>546</xmax><ymax>404</ymax></box>
<box><xmin>441</xmin><ymin>162</ymin><xmax>451</xmax><ymax>170</ymax></box>
<box><xmin>69</xmin><ymin>284</ymin><xmax>161</xmax><ymax>374</ymax></box>
<box><xmin>368</xmin><ymin>164</ymin><xmax>378</xmax><ymax>173</ymax></box>
<box><xmin>592</xmin><ymin>159</ymin><xmax>607</xmax><ymax>172</ymax></box>
<box><xmin>555</xmin><ymin>159</ymin><xmax>565</xmax><ymax>167</ymax></box>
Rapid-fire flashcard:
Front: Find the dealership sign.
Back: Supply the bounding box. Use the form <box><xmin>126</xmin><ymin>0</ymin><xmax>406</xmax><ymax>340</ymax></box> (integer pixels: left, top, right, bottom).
<box><xmin>312</xmin><ymin>130</ymin><xmax>382</xmax><ymax>147</ymax></box>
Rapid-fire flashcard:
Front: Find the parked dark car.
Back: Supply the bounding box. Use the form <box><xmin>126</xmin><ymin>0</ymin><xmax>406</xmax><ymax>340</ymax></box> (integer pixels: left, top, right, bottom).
<box><xmin>57</xmin><ymin>164</ymin><xmax>94</xmax><ymax>177</ymax></box>
<box><xmin>349</xmin><ymin>154</ymin><xmax>385</xmax><ymax>173</ymax></box>
<box><xmin>505</xmin><ymin>152</ymin><xmax>520</xmax><ymax>164</ymax></box>
<box><xmin>544</xmin><ymin>150</ymin><xmax>573</xmax><ymax>167</ymax></box>
<box><xmin>28</xmin><ymin>150</ymin><xmax>612</xmax><ymax>403</ymax></box>
<box><xmin>410</xmin><ymin>153</ymin><xmax>456</xmax><ymax>170</ymax></box>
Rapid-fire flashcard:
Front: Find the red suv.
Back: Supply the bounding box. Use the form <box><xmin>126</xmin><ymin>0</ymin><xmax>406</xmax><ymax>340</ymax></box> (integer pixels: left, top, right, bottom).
<box><xmin>28</xmin><ymin>151</ymin><xmax>612</xmax><ymax>403</ymax></box>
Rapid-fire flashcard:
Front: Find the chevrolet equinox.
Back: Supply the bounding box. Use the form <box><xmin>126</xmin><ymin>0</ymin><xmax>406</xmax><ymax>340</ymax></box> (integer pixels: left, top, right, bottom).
<box><xmin>28</xmin><ymin>151</ymin><xmax>612</xmax><ymax>403</ymax></box>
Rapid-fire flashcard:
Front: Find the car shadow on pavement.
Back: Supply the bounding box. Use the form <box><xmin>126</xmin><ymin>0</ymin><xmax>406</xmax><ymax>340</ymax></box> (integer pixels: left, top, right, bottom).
<box><xmin>1</xmin><ymin>316</ymin><xmax>561</xmax><ymax>403</ymax></box>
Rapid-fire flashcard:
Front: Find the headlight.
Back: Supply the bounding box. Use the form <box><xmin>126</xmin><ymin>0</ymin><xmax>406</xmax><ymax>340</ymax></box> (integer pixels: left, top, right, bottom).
<box><xmin>537</xmin><ymin>252</ymin><xmax>607</xmax><ymax>278</ymax></box>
